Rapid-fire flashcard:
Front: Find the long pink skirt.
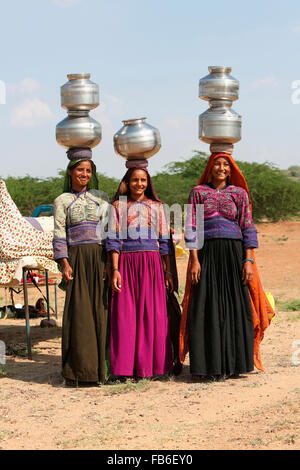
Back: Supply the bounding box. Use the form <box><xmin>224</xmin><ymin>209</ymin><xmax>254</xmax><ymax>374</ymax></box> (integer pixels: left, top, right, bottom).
<box><xmin>110</xmin><ymin>251</ymin><xmax>172</xmax><ymax>377</ymax></box>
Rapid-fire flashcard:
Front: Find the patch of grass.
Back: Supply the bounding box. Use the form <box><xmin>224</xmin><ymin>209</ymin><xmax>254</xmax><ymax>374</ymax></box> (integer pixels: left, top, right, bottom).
<box><xmin>0</xmin><ymin>365</ymin><xmax>7</xmax><ymax>377</ymax></box>
<box><xmin>242</xmin><ymin>382</ymin><xmax>261</xmax><ymax>388</ymax></box>
<box><xmin>274</xmin><ymin>236</ymin><xmax>289</xmax><ymax>243</ymax></box>
<box><xmin>250</xmin><ymin>438</ymin><xmax>268</xmax><ymax>447</ymax></box>
<box><xmin>8</xmin><ymin>346</ymin><xmax>40</xmax><ymax>358</ymax></box>
<box><xmin>282</xmin><ymin>434</ymin><xmax>298</xmax><ymax>445</ymax></box>
<box><xmin>272</xmin><ymin>420</ymin><xmax>294</xmax><ymax>428</ymax></box>
<box><xmin>0</xmin><ymin>430</ymin><xmax>13</xmax><ymax>441</ymax></box>
<box><xmin>277</xmin><ymin>299</ymin><xmax>300</xmax><ymax>312</ymax></box>
<box><xmin>104</xmin><ymin>378</ymin><xmax>151</xmax><ymax>396</ymax></box>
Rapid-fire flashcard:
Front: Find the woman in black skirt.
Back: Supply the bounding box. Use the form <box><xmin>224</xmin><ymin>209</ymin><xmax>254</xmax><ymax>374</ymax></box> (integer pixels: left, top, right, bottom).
<box><xmin>179</xmin><ymin>153</ymin><xmax>274</xmax><ymax>378</ymax></box>
<box><xmin>53</xmin><ymin>148</ymin><xmax>110</xmax><ymax>386</ymax></box>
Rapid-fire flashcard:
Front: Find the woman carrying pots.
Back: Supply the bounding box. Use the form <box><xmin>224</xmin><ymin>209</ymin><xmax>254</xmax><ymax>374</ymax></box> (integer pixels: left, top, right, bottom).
<box><xmin>106</xmin><ymin>162</ymin><xmax>174</xmax><ymax>379</ymax></box>
<box><xmin>53</xmin><ymin>148</ymin><xmax>110</xmax><ymax>386</ymax></box>
<box><xmin>179</xmin><ymin>153</ymin><xmax>274</xmax><ymax>378</ymax></box>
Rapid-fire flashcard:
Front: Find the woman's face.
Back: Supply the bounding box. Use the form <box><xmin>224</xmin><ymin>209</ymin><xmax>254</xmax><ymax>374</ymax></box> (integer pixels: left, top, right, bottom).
<box><xmin>129</xmin><ymin>169</ymin><xmax>148</xmax><ymax>200</ymax></box>
<box><xmin>68</xmin><ymin>160</ymin><xmax>92</xmax><ymax>191</ymax></box>
<box><xmin>210</xmin><ymin>157</ymin><xmax>231</xmax><ymax>185</ymax></box>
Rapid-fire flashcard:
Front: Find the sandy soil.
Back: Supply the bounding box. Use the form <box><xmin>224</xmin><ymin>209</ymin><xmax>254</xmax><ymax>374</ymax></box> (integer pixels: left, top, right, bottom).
<box><xmin>0</xmin><ymin>221</ymin><xmax>299</xmax><ymax>450</ymax></box>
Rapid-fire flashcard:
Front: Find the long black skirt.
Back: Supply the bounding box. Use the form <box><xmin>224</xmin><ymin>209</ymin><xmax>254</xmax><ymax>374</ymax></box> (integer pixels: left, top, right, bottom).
<box><xmin>189</xmin><ymin>239</ymin><xmax>254</xmax><ymax>376</ymax></box>
<box><xmin>62</xmin><ymin>244</ymin><xmax>109</xmax><ymax>383</ymax></box>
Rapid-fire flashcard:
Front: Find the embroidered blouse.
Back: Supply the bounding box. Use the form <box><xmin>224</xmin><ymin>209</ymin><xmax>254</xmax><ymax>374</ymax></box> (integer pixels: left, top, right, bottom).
<box><xmin>53</xmin><ymin>189</ymin><xmax>109</xmax><ymax>261</ymax></box>
<box><xmin>185</xmin><ymin>183</ymin><xmax>258</xmax><ymax>249</ymax></box>
<box><xmin>106</xmin><ymin>198</ymin><xmax>172</xmax><ymax>255</ymax></box>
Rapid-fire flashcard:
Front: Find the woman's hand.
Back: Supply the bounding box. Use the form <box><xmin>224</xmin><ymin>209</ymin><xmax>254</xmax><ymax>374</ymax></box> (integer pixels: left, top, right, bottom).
<box><xmin>112</xmin><ymin>269</ymin><xmax>122</xmax><ymax>293</ymax></box>
<box><xmin>62</xmin><ymin>262</ymin><xmax>73</xmax><ymax>283</ymax></box>
<box><xmin>242</xmin><ymin>261</ymin><xmax>254</xmax><ymax>285</ymax></box>
<box><xmin>164</xmin><ymin>272</ymin><xmax>174</xmax><ymax>293</ymax></box>
<box><xmin>189</xmin><ymin>259</ymin><xmax>201</xmax><ymax>284</ymax></box>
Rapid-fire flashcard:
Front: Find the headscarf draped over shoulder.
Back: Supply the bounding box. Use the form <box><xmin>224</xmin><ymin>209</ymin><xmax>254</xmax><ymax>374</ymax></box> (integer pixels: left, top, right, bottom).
<box><xmin>179</xmin><ymin>153</ymin><xmax>275</xmax><ymax>371</ymax></box>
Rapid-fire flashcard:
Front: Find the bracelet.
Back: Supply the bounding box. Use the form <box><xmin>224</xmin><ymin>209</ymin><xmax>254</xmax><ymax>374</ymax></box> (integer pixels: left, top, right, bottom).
<box><xmin>244</xmin><ymin>258</ymin><xmax>254</xmax><ymax>264</ymax></box>
<box><xmin>112</xmin><ymin>268</ymin><xmax>119</xmax><ymax>272</ymax></box>
<box><xmin>164</xmin><ymin>271</ymin><xmax>173</xmax><ymax>276</ymax></box>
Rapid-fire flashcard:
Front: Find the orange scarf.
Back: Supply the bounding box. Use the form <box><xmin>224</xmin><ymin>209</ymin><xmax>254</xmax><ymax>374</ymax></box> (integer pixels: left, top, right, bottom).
<box><xmin>179</xmin><ymin>153</ymin><xmax>275</xmax><ymax>371</ymax></box>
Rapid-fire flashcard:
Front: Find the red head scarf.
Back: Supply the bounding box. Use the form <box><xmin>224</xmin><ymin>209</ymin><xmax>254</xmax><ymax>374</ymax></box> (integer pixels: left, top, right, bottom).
<box><xmin>179</xmin><ymin>153</ymin><xmax>275</xmax><ymax>371</ymax></box>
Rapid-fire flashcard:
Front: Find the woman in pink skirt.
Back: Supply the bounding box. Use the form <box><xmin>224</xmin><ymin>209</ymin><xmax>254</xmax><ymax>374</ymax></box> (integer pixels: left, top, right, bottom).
<box><xmin>106</xmin><ymin>164</ymin><xmax>173</xmax><ymax>378</ymax></box>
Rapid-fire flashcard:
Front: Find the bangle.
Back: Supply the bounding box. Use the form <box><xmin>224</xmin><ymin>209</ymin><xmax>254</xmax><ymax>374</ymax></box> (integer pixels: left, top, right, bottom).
<box><xmin>112</xmin><ymin>268</ymin><xmax>119</xmax><ymax>272</ymax></box>
<box><xmin>244</xmin><ymin>258</ymin><xmax>254</xmax><ymax>264</ymax></box>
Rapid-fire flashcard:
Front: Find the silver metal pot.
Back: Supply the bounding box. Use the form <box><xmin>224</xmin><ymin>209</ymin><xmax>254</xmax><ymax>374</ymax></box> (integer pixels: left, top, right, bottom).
<box><xmin>113</xmin><ymin>118</ymin><xmax>161</xmax><ymax>160</ymax></box>
<box><xmin>199</xmin><ymin>99</ymin><xmax>241</xmax><ymax>144</ymax></box>
<box><xmin>61</xmin><ymin>73</ymin><xmax>99</xmax><ymax>112</ymax></box>
<box><xmin>56</xmin><ymin>111</ymin><xmax>102</xmax><ymax>149</ymax></box>
<box><xmin>199</xmin><ymin>66</ymin><xmax>239</xmax><ymax>102</ymax></box>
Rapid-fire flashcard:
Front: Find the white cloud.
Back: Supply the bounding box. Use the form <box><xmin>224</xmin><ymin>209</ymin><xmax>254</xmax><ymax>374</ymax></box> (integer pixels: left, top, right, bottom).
<box><xmin>7</xmin><ymin>78</ymin><xmax>41</xmax><ymax>96</ymax></box>
<box><xmin>251</xmin><ymin>76</ymin><xmax>279</xmax><ymax>89</ymax></box>
<box><xmin>53</xmin><ymin>0</ymin><xmax>79</xmax><ymax>6</ymax></box>
<box><xmin>10</xmin><ymin>98</ymin><xmax>55</xmax><ymax>128</ymax></box>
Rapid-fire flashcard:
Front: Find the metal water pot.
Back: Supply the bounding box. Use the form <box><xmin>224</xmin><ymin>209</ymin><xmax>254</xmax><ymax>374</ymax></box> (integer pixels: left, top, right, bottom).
<box><xmin>113</xmin><ymin>118</ymin><xmax>161</xmax><ymax>160</ymax></box>
<box><xmin>199</xmin><ymin>66</ymin><xmax>239</xmax><ymax>102</ymax></box>
<box><xmin>199</xmin><ymin>100</ymin><xmax>241</xmax><ymax>144</ymax></box>
<box><xmin>61</xmin><ymin>73</ymin><xmax>99</xmax><ymax>112</ymax></box>
<box><xmin>56</xmin><ymin>111</ymin><xmax>102</xmax><ymax>149</ymax></box>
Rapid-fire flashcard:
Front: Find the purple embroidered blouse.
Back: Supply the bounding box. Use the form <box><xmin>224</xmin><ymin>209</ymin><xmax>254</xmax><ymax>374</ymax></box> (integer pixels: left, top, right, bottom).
<box><xmin>106</xmin><ymin>198</ymin><xmax>172</xmax><ymax>255</ymax></box>
<box><xmin>185</xmin><ymin>183</ymin><xmax>258</xmax><ymax>249</ymax></box>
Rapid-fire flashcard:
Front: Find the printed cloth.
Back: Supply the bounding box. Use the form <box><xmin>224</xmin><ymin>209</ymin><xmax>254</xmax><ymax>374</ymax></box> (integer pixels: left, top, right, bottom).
<box><xmin>0</xmin><ymin>180</ymin><xmax>59</xmax><ymax>286</ymax></box>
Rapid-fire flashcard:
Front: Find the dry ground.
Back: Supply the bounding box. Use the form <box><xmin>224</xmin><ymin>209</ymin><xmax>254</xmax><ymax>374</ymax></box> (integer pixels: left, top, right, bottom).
<box><xmin>0</xmin><ymin>221</ymin><xmax>299</xmax><ymax>450</ymax></box>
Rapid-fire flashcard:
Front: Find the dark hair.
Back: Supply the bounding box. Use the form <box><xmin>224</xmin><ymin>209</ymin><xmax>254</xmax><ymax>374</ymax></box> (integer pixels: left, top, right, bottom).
<box><xmin>112</xmin><ymin>168</ymin><xmax>161</xmax><ymax>203</ymax></box>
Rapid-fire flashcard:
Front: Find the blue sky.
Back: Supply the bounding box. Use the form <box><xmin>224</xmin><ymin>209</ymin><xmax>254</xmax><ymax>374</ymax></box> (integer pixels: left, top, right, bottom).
<box><xmin>1</xmin><ymin>0</ymin><xmax>300</xmax><ymax>179</ymax></box>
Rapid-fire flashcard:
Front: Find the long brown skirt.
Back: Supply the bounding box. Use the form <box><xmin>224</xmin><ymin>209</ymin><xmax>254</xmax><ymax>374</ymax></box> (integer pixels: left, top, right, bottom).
<box><xmin>62</xmin><ymin>243</ymin><xmax>108</xmax><ymax>383</ymax></box>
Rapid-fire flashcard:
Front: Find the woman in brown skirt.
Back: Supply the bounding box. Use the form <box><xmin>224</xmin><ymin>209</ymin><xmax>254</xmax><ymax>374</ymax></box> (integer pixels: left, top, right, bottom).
<box><xmin>53</xmin><ymin>148</ymin><xmax>110</xmax><ymax>386</ymax></box>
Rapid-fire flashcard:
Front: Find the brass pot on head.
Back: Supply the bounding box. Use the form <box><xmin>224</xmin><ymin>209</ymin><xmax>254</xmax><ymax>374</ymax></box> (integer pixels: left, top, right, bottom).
<box><xmin>198</xmin><ymin>66</ymin><xmax>242</xmax><ymax>153</ymax></box>
<box><xmin>113</xmin><ymin>118</ymin><xmax>161</xmax><ymax>160</ymax></box>
<box><xmin>199</xmin><ymin>99</ymin><xmax>242</xmax><ymax>144</ymax></box>
<box><xmin>56</xmin><ymin>73</ymin><xmax>102</xmax><ymax>150</ymax></box>
<box><xmin>61</xmin><ymin>73</ymin><xmax>99</xmax><ymax>112</ymax></box>
<box><xmin>199</xmin><ymin>66</ymin><xmax>239</xmax><ymax>102</ymax></box>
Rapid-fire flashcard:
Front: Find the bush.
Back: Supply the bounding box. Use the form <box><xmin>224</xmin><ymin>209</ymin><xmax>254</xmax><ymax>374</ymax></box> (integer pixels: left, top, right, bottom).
<box><xmin>2</xmin><ymin>172</ymin><xmax>119</xmax><ymax>216</ymax></box>
<box><xmin>152</xmin><ymin>152</ymin><xmax>300</xmax><ymax>222</ymax></box>
<box><xmin>2</xmin><ymin>151</ymin><xmax>300</xmax><ymax>222</ymax></box>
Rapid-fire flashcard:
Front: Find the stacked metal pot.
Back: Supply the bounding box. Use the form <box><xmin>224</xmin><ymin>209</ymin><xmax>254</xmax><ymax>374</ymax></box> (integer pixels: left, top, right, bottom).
<box><xmin>56</xmin><ymin>73</ymin><xmax>102</xmax><ymax>152</ymax></box>
<box><xmin>113</xmin><ymin>117</ymin><xmax>161</xmax><ymax>167</ymax></box>
<box><xmin>198</xmin><ymin>66</ymin><xmax>242</xmax><ymax>154</ymax></box>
